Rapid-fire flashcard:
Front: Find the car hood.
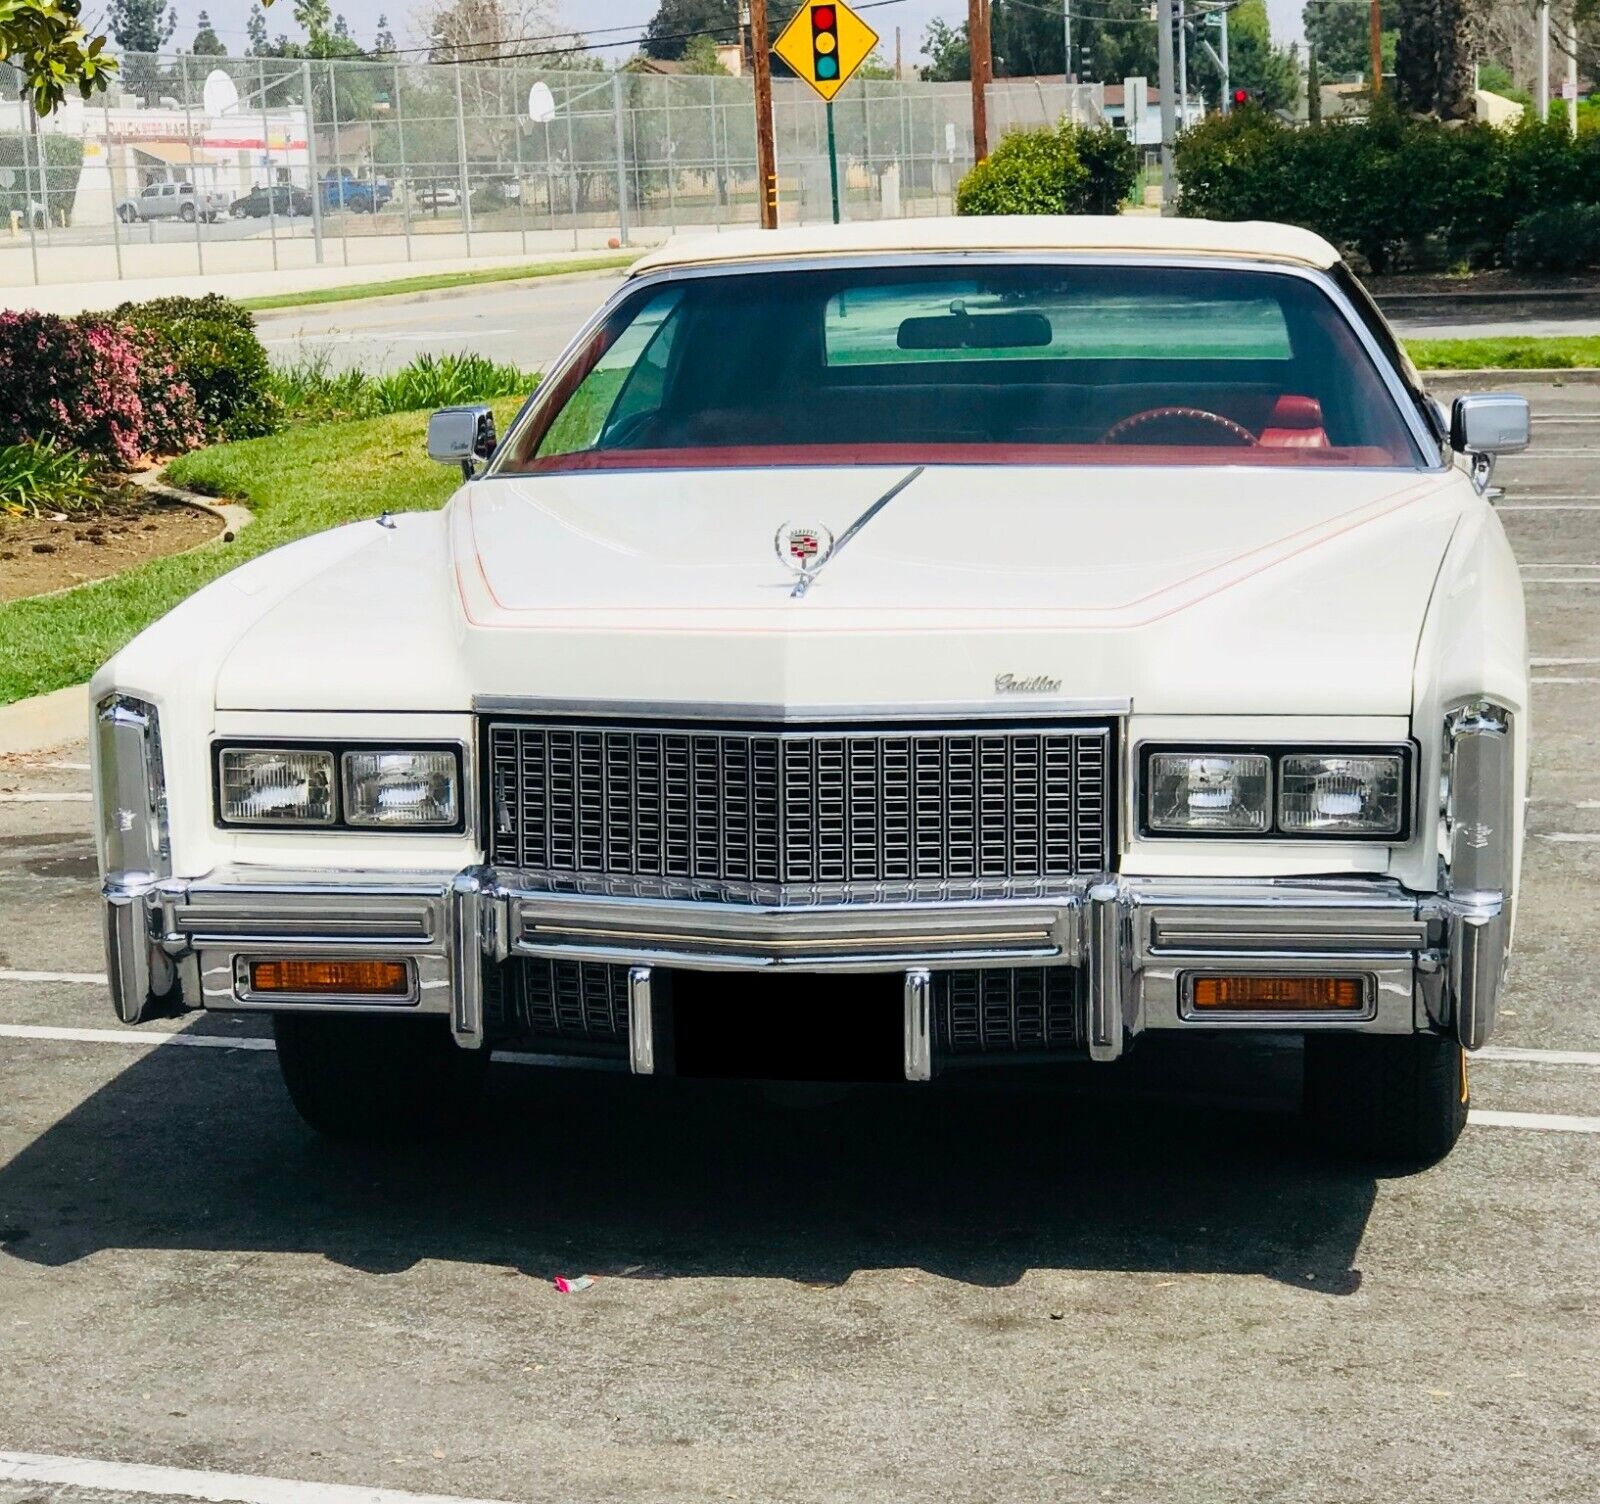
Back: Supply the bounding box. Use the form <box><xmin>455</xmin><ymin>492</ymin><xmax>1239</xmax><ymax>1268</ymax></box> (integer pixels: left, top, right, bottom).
<box><xmin>216</xmin><ymin>463</ymin><xmax>1468</xmax><ymax>716</ymax></box>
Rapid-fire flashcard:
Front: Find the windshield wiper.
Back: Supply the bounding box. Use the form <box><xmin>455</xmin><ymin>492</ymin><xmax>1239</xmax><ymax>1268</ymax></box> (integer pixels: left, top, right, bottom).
<box><xmin>790</xmin><ymin>466</ymin><xmax>925</xmax><ymax>600</ymax></box>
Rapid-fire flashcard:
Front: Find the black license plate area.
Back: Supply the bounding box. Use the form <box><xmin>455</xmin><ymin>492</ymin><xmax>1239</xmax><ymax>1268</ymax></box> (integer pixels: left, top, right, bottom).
<box><xmin>662</xmin><ymin>970</ymin><xmax>902</xmax><ymax>1083</ymax></box>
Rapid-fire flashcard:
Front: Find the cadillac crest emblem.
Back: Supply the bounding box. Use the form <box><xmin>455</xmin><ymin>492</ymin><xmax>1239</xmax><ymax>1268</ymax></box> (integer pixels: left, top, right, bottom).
<box><xmin>775</xmin><ymin>522</ymin><xmax>835</xmax><ymax>580</ymax></box>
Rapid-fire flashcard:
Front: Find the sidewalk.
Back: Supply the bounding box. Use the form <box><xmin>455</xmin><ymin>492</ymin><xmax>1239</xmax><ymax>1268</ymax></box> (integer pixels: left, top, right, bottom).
<box><xmin>0</xmin><ymin>238</ymin><xmax>671</xmax><ymax>316</ymax></box>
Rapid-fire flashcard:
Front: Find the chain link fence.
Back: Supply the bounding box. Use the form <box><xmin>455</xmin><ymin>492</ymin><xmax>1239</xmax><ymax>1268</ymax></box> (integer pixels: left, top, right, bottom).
<box><xmin>0</xmin><ymin>56</ymin><xmax>1104</xmax><ymax>288</ymax></box>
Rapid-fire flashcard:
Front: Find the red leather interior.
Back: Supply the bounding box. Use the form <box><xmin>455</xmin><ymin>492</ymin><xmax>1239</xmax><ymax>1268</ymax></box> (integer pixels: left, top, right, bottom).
<box><xmin>1258</xmin><ymin>394</ymin><xmax>1330</xmax><ymax>449</ymax></box>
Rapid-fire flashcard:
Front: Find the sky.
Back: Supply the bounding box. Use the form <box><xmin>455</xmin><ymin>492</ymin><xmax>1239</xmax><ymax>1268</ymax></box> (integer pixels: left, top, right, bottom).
<box><xmin>151</xmin><ymin>0</ymin><xmax>1308</xmax><ymax>70</ymax></box>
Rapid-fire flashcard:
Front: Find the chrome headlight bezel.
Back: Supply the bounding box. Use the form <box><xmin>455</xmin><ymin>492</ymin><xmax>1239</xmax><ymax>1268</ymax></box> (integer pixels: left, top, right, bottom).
<box><xmin>1138</xmin><ymin>743</ymin><xmax>1414</xmax><ymax>841</ymax></box>
<box><xmin>213</xmin><ymin>741</ymin><xmax>467</xmax><ymax>833</ymax></box>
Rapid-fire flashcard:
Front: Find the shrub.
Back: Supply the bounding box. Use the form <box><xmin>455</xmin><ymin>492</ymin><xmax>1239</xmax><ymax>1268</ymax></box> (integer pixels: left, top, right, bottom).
<box><xmin>111</xmin><ymin>294</ymin><xmax>280</xmax><ymax>441</ymax></box>
<box><xmin>1507</xmin><ymin>204</ymin><xmax>1600</xmax><ymax>272</ymax></box>
<box><xmin>0</xmin><ymin>439</ymin><xmax>102</xmax><ymax>519</ymax></box>
<box><xmin>0</xmin><ymin>311</ymin><xmax>149</xmax><ymax>467</ymax></box>
<box><xmin>0</xmin><ymin>132</ymin><xmax>84</xmax><ymax>226</ymax></box>
<box><xmin>1064</xmin><ymin>123</ymin><xmax>1140</xmax><ymax>213</ymax></box>
<box><xmin>1173</xmin><ymin>102</ymin><xmax>1600</xmax><ymax>273</ymax></box>
<box><xmin>957</xmin><ymin>126</ymin><xmax>1088</xmax><ymax>216</ymax></box>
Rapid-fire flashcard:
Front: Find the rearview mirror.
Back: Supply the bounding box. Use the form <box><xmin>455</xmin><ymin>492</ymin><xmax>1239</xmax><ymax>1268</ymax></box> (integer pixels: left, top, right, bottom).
<box><xmin>428</xmin><ymin>404</ymin><xmax>497</xmax><ymax>478</ymax></box>
<box><xmin>1451</xmin><ymin>393</ymin><xmax>1530</xmax><ymax>457</ymax></box>
<box><xmin>897</xmin><ymin>309</ymin><xmax>1053</xmax><ymax>351</ymax></box>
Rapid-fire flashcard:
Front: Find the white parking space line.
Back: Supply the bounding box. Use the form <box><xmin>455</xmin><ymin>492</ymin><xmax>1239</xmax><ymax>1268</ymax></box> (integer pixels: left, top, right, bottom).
<box><xmin>1468</xmin><ymin>1110</ymin><xmax>1600</xmax><ymax>1134</ymax></box>
<box><xmin>1533</xmin><ymin>657</ymin><xmax>1600</xmax><ymax>665</ymax></box>
<box><xmin>0</xmin><ymin>792</ymin><xmax>90</xmax><ymax>803</ymax></box>
<box><xmin>0</xmin><ymin>969</ymin><xmax>108</xmax><ymax>985</ymax></box>
<box><xmin>1478</xmin><ymin>1045</ymin><xmax>1600</xmax><ymax>1067</ymax></box>
<box><xmin>0</xmin><ymin>1023</ymin><xmax>272</xmax><ymax>1051</ymax></box>
<box><xmin>1500</xmin><ymin>504</ymin><xmax>1600</xmax><ymax>512</ymax></box>
<box><xmin>0</xmin><ymin>1449</ymin><xmax>516</xmax><ymax>1504</ymax></box>
<box><xmin>1536</xmin><ymin>832</ymin><xmax>1600</xmax><ymax>842</ymax></box>
<box><xmin>1533</xmin><ymin>676</ymin><xmax>1600</xmax><ymax>684</ymax></box>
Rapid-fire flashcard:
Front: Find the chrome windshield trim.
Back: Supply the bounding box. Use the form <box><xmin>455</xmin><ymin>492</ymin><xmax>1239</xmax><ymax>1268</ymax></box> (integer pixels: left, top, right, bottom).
<box><xmin>485</xmin><ymin>252</ymin><xmax>1443</xmax><ymax>478</ymax></box>
<box><xmin>473</xmin><ymin>694</ymin><xmax>1132</xmax><ymax>722</ymax></box>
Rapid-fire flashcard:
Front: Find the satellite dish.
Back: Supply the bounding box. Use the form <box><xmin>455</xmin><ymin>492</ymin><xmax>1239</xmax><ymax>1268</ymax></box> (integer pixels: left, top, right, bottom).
<box><xmin>202</xmin><ymin>69</ymin><xmax>239</xmax><ymax>117</ymax></box>
<box><xmin>527</xmin><ymin>82</ymin><xmax>556</xmax><ymax>124</ymax></box>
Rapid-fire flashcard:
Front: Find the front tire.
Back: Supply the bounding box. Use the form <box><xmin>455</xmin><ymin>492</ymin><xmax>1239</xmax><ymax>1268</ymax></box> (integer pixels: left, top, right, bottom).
<box><xmin>1303</xmin><ymin>1031</ymin><xmax>1469</xmax><ymax>1168</ymax></box>
<box><xmin>272</xmin><ymin>1012</ymin><xmax>489</xmax><ymax>1143</ymax></box>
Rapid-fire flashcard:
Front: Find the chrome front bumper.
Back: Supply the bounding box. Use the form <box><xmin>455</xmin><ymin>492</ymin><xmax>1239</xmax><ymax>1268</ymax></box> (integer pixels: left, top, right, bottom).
<box><xmin>102</xmin><ymin>865</ymin><xmax>1508</xmax><ymax>1068</ymax></box>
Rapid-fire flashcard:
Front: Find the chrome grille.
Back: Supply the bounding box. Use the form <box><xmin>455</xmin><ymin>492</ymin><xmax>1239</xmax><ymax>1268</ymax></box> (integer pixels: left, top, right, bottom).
<box><xmin>487</xmin><ymin>720</ymin><xmax>1111</xmax><ymax>903</ymax></box>
<box><xmin>934</xmin><ymin>968</ymin><xmax>1082</xmax><ymax>1055</ymax></box>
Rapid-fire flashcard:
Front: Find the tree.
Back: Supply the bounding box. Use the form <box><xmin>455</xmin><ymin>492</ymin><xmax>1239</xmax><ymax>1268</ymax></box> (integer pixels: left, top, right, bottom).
<box><xmin>373</xmin><ymin>12</ymin><xmax>395</xmax><ymax>53</ymax></box>
<box><xmin>1192</xmin><ymin>0</ymin><xmax>1297</xmax><ymax>111</ymax></box>
<box><xmin>919</xmin><ymin>17</ymin><xmax>969</xmax><ymax>80</ymax></box>
<box><xmin>920</xmin><ymin>1</ymin><xmax>1158</xmax><ymax>85</ymax></box>
<box><xmin>1303</xmin><ymin>0</ymin><xmax>1395</xmax><ymax>78</ymax></box>
<box><xmin>246</xmin><ymin>2</ymin><xmax>269</xmax><ymax>53</ymax></box>
<box><xmin>191</xmin><ymin>8</ymin><xmax>225</xmax><ymax>55</ymax></box>
<box><xmin>419</xmin><ymin>0</ymin><xmax>575</xmax><ymax>62</ymax></box>
<box><xmin>676</xmin><ymin>32</ymin><xmax>729</xmax><ymax>73</ymax></box>
<box><xmin>0</xmin><ymin>1</ymin><xmax>120</xmax><ymax>113</ymax></box>
<box><xmin>643</xmin><ymin>0</ymin><xmax>738</xmax><ymax>60</ymax></box>
<box><xmin>1394</xmin><ymin>0</ymin><xmax>1478</xmax><ymax>117</ymax></box>
<box><xmin>107</xmin><ymin>0</ymin><xmax>173</xmax><ymax>53</ymax></box>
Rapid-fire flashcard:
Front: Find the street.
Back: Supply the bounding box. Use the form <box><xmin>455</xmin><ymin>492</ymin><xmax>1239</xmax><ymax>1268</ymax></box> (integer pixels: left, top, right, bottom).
<box><xmin>253</xmin><ymin>271</ymin><xmax>1600</xmax><ymax>374</ymax></box>
<box><xmin>1</xmin><ymin>375</ymin><xmax>1597</xmax><ymax>1503</ymax></box>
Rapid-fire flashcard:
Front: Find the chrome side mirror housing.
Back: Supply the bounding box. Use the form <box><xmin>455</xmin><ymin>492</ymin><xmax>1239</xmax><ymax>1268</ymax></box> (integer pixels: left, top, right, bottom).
<box><xmin>1450</xmin><ymin>393</ymin><xmax>1530</xmax><ymax>494</ymax></box>
<box><xmin>427</xmin><ymin>404</ymin><xmax>497</xmax><ymax>479</ymax></box>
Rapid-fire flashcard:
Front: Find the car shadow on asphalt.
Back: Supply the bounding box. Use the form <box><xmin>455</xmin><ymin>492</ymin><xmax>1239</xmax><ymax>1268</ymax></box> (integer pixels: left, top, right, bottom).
<box><xmin>0</xmin><ymin>1024</ymin><xmax>1383</xmax><ymax>1293</ymax></box>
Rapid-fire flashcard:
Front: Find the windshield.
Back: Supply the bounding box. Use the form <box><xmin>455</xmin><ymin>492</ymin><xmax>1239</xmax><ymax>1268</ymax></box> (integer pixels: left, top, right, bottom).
<box><xmin>503</xmin><ymin>262</ymin><xmax>1425</xmax><ymax>474</ymax></box>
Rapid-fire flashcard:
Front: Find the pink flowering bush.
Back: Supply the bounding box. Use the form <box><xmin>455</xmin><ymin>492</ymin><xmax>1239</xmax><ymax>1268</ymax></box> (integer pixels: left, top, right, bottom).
<box><xmin>0</xmin><ymin>309</ymin><xmax>203</xmax><ymax>467</ymax></box>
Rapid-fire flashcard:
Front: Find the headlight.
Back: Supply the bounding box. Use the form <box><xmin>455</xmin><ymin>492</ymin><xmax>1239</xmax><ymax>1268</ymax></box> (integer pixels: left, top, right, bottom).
<box><xmin>1278</xmin><ymin>753</ymin><xmax>1404</xmax><ymax>836</ymax></box>
<box><xmin>1142</xmin><ymin>746</ymin><xmax>1411</xmax><ymax>839</ymax></box>
<box><xmin>343</xmin><ymin>750</ymin><xmax>459</xmax><ymax>828</ymax></box>
<box><xmin>218</xmin><ymin>748</ymin><xmax>336</xmax><ymax>826</ymax></box>
<box><xmin>1147</xmin><ymin>753</ymin><xmax>1272</xmax><ymax>833</ymax></box>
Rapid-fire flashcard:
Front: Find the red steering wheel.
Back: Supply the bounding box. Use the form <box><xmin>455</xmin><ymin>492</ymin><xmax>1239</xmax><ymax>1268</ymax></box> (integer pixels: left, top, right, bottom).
<box><xmin>1101</xmin><ymin>406</ymin><xmax>1259</xmax><ymax>447</ymax></box>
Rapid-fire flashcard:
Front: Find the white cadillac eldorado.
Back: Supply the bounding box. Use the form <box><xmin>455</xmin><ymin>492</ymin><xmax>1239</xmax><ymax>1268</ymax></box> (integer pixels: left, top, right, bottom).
<box><xmin>92</xmin><ymin>217</ymin><xmax>1530</xmax><ymax>1165</ymax></box>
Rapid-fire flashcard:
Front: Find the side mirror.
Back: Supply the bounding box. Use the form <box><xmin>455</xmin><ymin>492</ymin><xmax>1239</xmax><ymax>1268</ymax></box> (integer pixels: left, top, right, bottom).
<box><xmin>1451</xmin><ymin>393</ymin><xmax>1530</xmax><ymax>457</ymax></box>
<box><xmin>427</xmin><ymin>404</ymin><xmax>496</xmax><ymax>479</ymax></box>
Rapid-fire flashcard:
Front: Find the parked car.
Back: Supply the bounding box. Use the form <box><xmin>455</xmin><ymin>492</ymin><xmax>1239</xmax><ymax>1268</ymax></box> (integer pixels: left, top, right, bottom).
<box><xmin>231</xmin><ymin>184</ymin><xmax>313</xmax><ymax>219</ymax></box>
<box><xmin>91</xmin><ymin>217</ymin><xmax>1530</xmax><ymax>1166</ymax></box>
<box><xmin>413</xmin><ymin>182</ymin><xmax>461</xmax><ymax>211</ymax></box>
<box><xmin>116</xmin><ymin>180</ymin><xmax>230</xmax><ymax>224</ymax></box>
<box><xmin>322</xmin><ymin>171</ymin><xmax>392</xmax><ymax>213</ymax></box>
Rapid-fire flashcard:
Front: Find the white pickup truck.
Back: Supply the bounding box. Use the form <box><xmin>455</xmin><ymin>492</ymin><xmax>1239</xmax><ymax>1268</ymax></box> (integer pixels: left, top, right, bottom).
<box><xmin>116</xmin><ymin>180</ymin><xmax>231</xmax><ymax>225</ymax></box>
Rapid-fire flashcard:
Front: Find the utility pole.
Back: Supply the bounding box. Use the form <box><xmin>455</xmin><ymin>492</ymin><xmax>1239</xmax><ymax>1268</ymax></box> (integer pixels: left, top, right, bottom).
<box><xmin>895</xmin><ymin>26</ymin><xmax>902</xmax><ymax>80</ymax></box>
<box><xmin>749</xmin><ymin>0</ymin><xmax>778</xmax><ymax>227</ymax></box>
<box><xmin>1157</xmin><ymin>0</ymin><xmax>1176</xmax><ymax>215</ymax></box>
<box><xmin>1569</xmin><ymin>11</ymin><xmax>1579</xmax><ymax>138</ymax></box>
<box><xmin>1177</xmin><ymin>0</ymin><xmax>1188</xmax><ymax>129</ymax></box>
<box><xmin>1063</xmin><ymin>0</ymin><xmax>1071</xmax><ymax>85</ymax></box>
<box><xmin>1538</xmin><ymin>0</ymin><xmax>1550</xmax><ymax>119</ymax></box>
<box><xmin>969</xmin><ymin>0</ymin><xmax>990</xmax><ymax>162</ymax></box>
<box><xmin>1220</xmin><ymin>4</ymin><xmax>1230</xmax><ymax>112</ymax></box>
<box><xmin>1368</xmin><ymin>0</ymin><xmax>1383</xmax><ymax>95</ymax></box>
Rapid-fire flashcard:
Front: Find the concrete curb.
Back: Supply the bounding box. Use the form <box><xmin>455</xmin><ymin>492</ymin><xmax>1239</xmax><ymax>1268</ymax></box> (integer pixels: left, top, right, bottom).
<box><xmin>247</xmin><ymin>260</ymin><xmax>634</xmax><ymax>318</ymax></box>
<box><xmin>127</xmin><ymin>468</ymin><xmax>253</xmax><ymax>540</ymax></box>
<box><xmin>0</xmin><ymin>684</ymin><xmax>88</xmax><ymax>758</ymax></box>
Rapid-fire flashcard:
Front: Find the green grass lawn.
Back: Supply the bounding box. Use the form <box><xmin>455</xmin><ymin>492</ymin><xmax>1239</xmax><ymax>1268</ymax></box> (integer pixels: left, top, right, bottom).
<box><xmin>238</xmin><ymin>254</ymin><xmax>636</xmax><ymax>312</ymax></box>
<box><xmin>0</xmin><ymin>400</ymin><xmax>523</xmax><ymax>707</ymax></box>
<box><xmin>1406</xmin><ymin>336</ymin><xmax>1600</xmax><ymax>370</ymax></box>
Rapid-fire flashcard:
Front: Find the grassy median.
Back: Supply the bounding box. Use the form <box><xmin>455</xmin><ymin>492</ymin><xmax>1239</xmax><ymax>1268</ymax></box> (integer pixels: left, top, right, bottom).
<box><xmin>1406</xmin><ymin>336</ymin><xmax>1600</xmax><ymax>371</ymax></box>
<box><xmin>238</xmin><ymin>254</ymin><xmax>636</xmax><ymax>312</ymax></box>
<box><xmin>0</xmin><ymin>401</ymin><xmax>524</xmax><ymax>706</ymax></box>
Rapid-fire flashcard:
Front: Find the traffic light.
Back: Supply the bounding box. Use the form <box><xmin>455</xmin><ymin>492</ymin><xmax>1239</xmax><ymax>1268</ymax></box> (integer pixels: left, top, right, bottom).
<box><xmin>810</xmin><ymin>4</ymin><xmax>840</xmax><ymax>83</ymax></box>
<box><xmin>1232</xmin><ymin>87</ymin><xmax>1252</xmax><ymax>106</ymax></box>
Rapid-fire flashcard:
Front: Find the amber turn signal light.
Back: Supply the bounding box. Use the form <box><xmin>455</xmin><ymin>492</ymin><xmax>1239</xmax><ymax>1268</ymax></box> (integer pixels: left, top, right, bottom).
<box><xmin>249</xmin><ymin>959</ymin><xmax>410</xmax><ymax>996</ymax></box>
<box><xmin>1190</xmin><ymin>975</ymin><xmax>1365</xmax><ymax>1011</ymax></box>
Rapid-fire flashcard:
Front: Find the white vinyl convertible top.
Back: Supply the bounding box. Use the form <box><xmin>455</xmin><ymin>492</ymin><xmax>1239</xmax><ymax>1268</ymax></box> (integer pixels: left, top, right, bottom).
<box><xmin>628</xmin><ymin>215</ymin><xmax>1342</xmax><ymax>276</ymax></box>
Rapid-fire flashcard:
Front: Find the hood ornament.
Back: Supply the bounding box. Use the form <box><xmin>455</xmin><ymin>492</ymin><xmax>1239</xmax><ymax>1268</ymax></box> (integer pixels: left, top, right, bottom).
<box><xmin>775</xmin><ymin>522</ymin><xmax>834</xmax><ymax>590</ymax></box>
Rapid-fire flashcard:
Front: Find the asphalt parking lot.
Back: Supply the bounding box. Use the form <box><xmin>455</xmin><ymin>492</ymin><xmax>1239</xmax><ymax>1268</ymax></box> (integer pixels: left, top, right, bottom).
<box><xmin>2</xmin><ymin>376</ymin><xmax>1599</xmax><ymax>1504</ymax></box>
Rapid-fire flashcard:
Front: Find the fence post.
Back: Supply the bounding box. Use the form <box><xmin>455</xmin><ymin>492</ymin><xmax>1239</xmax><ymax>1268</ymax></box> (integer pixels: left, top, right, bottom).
<box><xmin>513</xmin><ymin>84</ymin><xmax>528</xmax><ymax>255</ymax></box>
<box><xmin>611</xmin><ymin>71</ymin><xmax>629</xmax><ymax>246</ymax></box>
<box><xmin>327</xmin><ymin>62</ymin><xmax>350</xmax><ymax>267</ymax></box>
<box><xmin>303</xmin><ymin>60</ymin><xmax>326</xmax><ymax>263</ymax></box>
<box><xmin>180</xmin><ymin>54</ymin><xmax>205</xmax><ymax>277</ymax></box>
<box><xmin>259</xmin><ymin>58</ymin><xmax>280</xmax><ymax>273</ymax></box>
<box><xmin>21</xmin><ymin>118</ymin><xmax>40</xmax><ymax>286</ymax></box>
<box><xmin>394</xmin><ymin>60</ymin><xmax>414</xmax><ymax>263</ymax></box>
<box><xmin>105</xmin><ymin>100</ymin><xmax>123</xmax><ymax>281</ymax></box>
<box><xmin>564</xmin><ymin>95</ymin><xmax>579</xmax><ymax>251</ymax></box>
<box><xmin>454</xmin><ymin>63</ymin><xmax>474</xmax><ymax>255</ymax></box>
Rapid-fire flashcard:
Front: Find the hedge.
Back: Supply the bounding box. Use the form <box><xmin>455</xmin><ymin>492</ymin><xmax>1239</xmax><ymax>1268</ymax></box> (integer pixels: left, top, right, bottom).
<box><xmin>957</xmin><ymin>122</ymin><xmax>1139</xmax><ymax>218</ymax></box>
<box><xmin>0</xmin><ymin>132</ymin><xmax>84</xmax><ymax>226</ymax></box>
<box><xmin>1174</xmin><ymin>102</ymin><xmax>1600</xmax><ymax>274</ymax></box>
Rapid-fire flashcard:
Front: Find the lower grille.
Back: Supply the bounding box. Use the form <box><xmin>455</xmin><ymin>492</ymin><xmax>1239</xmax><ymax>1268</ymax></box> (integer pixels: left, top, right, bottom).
<box><xmin>933</xmin><ymin>968</ymin><xmax>1082</xmax><ymax>1056</ymax></box>
<box><xmin>484</xmin><ymin>958</ymin><xmax>630</xmax><ymax>1055</ymax></box>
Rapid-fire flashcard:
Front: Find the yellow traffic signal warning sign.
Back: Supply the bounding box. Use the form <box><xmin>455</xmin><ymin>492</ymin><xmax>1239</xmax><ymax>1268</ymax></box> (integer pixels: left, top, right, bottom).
<box><xmin>772</xmin><ymin>1</ymin><xmax>880</xmax><ymax>103</ymax></box>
